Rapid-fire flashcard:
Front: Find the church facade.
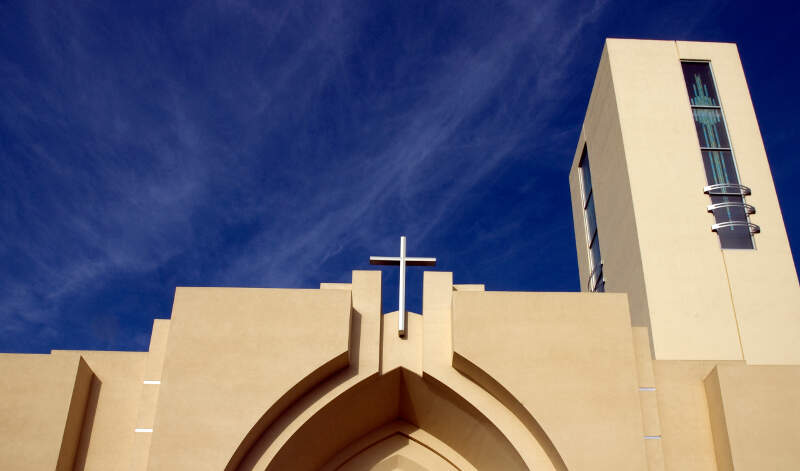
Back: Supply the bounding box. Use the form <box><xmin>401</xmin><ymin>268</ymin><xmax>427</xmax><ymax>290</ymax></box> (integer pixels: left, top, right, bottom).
<box><xmin>1</xmin><ymin>39</ymin><xmax>799</xmax><ymax>471</ymax></box>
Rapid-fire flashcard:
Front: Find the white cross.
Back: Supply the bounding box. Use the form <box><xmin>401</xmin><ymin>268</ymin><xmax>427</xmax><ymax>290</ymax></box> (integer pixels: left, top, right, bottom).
<box><xmin>370</xmin><ymin>236</ymin><xmax>436</xmax><ymax>337</ymax></box>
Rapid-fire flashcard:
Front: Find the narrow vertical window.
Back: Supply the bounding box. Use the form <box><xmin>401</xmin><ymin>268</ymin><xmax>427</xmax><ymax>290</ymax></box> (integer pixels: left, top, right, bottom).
<box><xmin>681</xmin><ymin>61</ymin><xmax>758</xmax><ymax>249</ymax></box>
<box><xmin>579</xmin><ymin>146</ymin><xmax>604</xmax><ymax>292</ymax></box>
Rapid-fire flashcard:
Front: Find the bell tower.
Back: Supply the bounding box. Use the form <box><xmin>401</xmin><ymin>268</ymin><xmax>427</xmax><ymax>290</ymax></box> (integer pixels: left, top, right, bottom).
<box><xmin>568</xmin><ymin>39</ymin><xmax>800</xmax><ymax>364</ymax></box>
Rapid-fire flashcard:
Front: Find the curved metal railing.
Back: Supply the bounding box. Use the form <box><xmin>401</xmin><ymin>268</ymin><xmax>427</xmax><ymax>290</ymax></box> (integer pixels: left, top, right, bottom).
<box><xmin>711</xmin><ymin>221</ymin><xmax>761</xmax><ymax>233</ymax></box>
<box><xmin>707</xmin><ymin>201</ymin><xmax>756</xmax><ymax>214</ymax></box>
<box><xmin>703</xmin><ymin>183</ymin><xmax>752</xmax><ymax>196</ymax></box>
<box><xmin>703</xmin><ymin>183</ymin><xmax>759</xmax><ymax>236</ymax></box>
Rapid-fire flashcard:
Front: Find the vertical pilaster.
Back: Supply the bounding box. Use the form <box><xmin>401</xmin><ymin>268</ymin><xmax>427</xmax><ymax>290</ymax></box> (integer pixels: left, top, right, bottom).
<box><xmin>130</xmin><ymin>319</ymin><xmax>170</xmax><ymax>471</ymax></box>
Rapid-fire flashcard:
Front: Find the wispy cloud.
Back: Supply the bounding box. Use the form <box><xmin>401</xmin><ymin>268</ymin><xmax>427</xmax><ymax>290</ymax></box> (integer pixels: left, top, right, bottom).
<box><xmin>1</xmin><ymin>0</ymin><xmax>610</xmax><ymax>348</ymax></box>
<box><xmin>4</xmin><ymin>0</ymin><xmax>795</xmax><ymax>352</ymax></box>
<box><xmin>219</xmin><ymin>0</ymin><xmax>611</xmax><ymax>285</ymax></box>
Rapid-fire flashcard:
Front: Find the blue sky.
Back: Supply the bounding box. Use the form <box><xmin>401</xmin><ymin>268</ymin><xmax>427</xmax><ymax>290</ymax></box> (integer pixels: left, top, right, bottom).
<box><xmin>1</xmin><ymin>0</ymin><xmax>798</xmax><ymax>352</ymax></box>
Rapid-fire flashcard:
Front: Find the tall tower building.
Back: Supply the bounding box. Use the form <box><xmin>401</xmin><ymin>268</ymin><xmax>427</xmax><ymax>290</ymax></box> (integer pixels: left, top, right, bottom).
<box><xmin>569</xmin><ymin>39</ymin><xmax>800</xmax><ymax>364</ymax></box>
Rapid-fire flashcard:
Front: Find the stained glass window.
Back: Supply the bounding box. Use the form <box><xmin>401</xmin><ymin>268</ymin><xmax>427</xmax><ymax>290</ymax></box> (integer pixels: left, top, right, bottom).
<box><xmin>692</xmin><ymin>109</ymin><xmax>730</xmax><ymax>149</ymax></box>
<box><xmin>681</xmin><ymin>61</ymin><xmax>754</xmax><ymax>249</ymax></box>
<box><xmin>682</xmin><ymin>62</ymin><xmax>719</xmax><ymax>106</ymax></box>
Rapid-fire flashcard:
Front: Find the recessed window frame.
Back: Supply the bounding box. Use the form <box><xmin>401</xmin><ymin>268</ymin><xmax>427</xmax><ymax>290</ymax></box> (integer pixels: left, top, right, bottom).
<box><xmin>681</xmin><ymin>59</ymin><xmax>757</xmax><ymax>250</ymax></box>
<box><xmin>578</xmin><ymin>145</ymin><xmax>605</xmax><ymax>292</ymax></box>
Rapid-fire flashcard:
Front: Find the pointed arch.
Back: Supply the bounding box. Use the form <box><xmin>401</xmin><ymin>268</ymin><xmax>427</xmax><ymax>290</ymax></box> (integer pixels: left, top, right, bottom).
<box><xmin>325</xmin><ymin>422</ymin><xmax>462</xmax><ymax>471</ymax></box>
<box><xmin>228</xmin><ymin>368</ymin><xmax>530</xmax><ymax>470</ymax></box>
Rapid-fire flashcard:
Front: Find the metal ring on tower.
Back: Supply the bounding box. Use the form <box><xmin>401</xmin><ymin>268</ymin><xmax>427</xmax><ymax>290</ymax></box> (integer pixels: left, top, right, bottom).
<box><xmin>711</xmin><ymin>221</ymin><xmax>760</xmax><ymax>233</ymax></box>
<box><xmin>707</xmin><ymin>201</ymin><xmax>756</xmax><ymax>214</ymax></box>
<box><xmin>703</xmin><ymin>183</ymin><xmax>752</xmax><ymax>196</ymax></box>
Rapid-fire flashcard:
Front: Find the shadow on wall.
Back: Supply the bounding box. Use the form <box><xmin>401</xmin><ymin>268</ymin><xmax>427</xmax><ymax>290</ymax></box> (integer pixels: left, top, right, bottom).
<box><xmin>73</xmin><ymin>376</ymin><xmax>102</xmax><ymax>471</ymax></box>
<box><xmin>234</xmin><ymin>367</ymin><xmax>528</xmax><ymax>471</ymax></box>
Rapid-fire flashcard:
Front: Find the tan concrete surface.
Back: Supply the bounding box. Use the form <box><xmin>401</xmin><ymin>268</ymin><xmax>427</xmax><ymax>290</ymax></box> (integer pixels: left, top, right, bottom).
<box><xmin>452</xmin><ymin>290</ymin><xmax>648</xmax><ymax>470</ymax></box>
<box><xmin>381</xmin><ymin>311</ymin><xmax>422</xmax><ymax>376</ymax></box>
<box><xmin>639</xmin><ymin>390</ymin><xmax>661</xmax><ymax>437</ymax></box>
<box><xmin>134</xmin><ymin>383</ymin><xmax>159</xmax><ymax>430</ymax></box>
<box><xmin>129</xmin><ymin>432</ymin><xmax>152</xmax><ymax>471</ymax></box>
<box><xmin>632</xmin><ymin>326</ymin><xmax>666</xmax><ymax>470</ymax></box>
<box><xmin>52</xmin><ymin>350</ymin><xmax>147</xmax><ymax>471</ymax></box>
<box><xmin>243</xmin><ymin>271</ymin><xmax>532</xmax><ymax>471</ymax></box>
<box><xmin>675</xmin><ymin>41</ymin><xmax>800</xmax><ymax>365</ymax></box>
<box><xmin>645</xmin><ymin>438</ymin><xmax>666</xmax><ymax>471</ymax></box>
<box><xmin>653</xmin><ymin>360</ymin><xmax>739</xmax><ymax>471</ymax></box>
<box><xmin>235</xmin><ymin>271</ymin><xmax>569</xmax><ymax>470</ymax></box>
<box><xmin>320</xmin><ymin>282</ymin><xmax>353</xmax><ymax>290</ymax></box>
<box><xmin>143</xmin><ymin>319</ymin><xmax>170</xmax><ymax>380</ymax></box>
<box><xmin>423</xmin><ymin>272</ymin><xmax>566</xmax><ymax>471</ymax></box>
<box><xmin>264</xmin><ymin>366</ymin><xmax>527</xmax><ymax>471</ymax></box>
<box><xmin>231</xmin><ymin>271</ymin><xmax>382</xmax><ymax>471</ymax></box>
<box><xmin>130</xmin><ymin>319</ymin><xmax>169</xmax><ymax>471</ymax></box>
<box><xmin>147</xmin><ymin>287</ymin><xmax>352</xmax><ymax>471</ymax></box>
<box><xmin>705</xmin><ymin>364</ymin><xmax>800</xmax><ymax>470</ymax></box>
<box><xmin>337</xmin><ymin>432</ymin><xmax>458</xmax><ymax>470</ymax></box>
<box><xmin>632</xmin><ymin>326</ymin><xmax>656</xmax><ymax>387</ymax></box>
<box><xmin>322</xmin><ymin>420</ymin><xmax>475</xmax><ymax>471</ymax></box>
<box><xmin>571</xmin><ymin>39</ymin><xmax>800</xmax><ymax>363</ymax></box>
<box><xmin>569</xmin><ymin>45</ymin><xmax>652</xmax><ymax>329</ymax></box>
<box><xmin>0</xmin><ymin>353</ymin><xmax>92</xmax><ymax>471</ymax></box>
<box><xmin>703</xmin><ymin>365</ymin><xmax>734</xmax><ymax>471</ymax></box>
<box><xmin>452</xmin><ymin>284</ymin><xmax>484</xmax><ymax>291</ymax></box>
<box><xmin>609</xmin><ymin>39</ymin><xmax>745</xmax><ymax>360</ymax></box>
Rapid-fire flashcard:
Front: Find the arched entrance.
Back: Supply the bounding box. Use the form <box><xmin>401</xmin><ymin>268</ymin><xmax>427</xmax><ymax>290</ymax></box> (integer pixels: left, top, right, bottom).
<box><xmin>232</xmin><ymin>368</ymin><xmax>527</xmax><ymax>470</ymax></box>
<box><xmin>323</xmin><ymin>421</ymin><xmax>464</xmax><ymax>471</ymax></box>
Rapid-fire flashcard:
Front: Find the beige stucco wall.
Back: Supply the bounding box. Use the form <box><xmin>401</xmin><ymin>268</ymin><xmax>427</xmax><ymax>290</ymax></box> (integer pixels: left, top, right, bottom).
<box><xmin>52</xmin><ymin>350</ymin><xmax>147</xmax><ymax>471</ymax></box>
<box><xmin>653</xmin><ymin>360</ymin><xmax>737</xmax><ymax>471</ymax></box>
<box><xmin>131</xmin><ymin>319</ymin><xmax>170</xmax><ymax>471</ymax></box>
<box><xmin>705</xmin><ymin>364</ymin><xmax>800</xmax><ymax>470</ymax></box>
<box><xmin>631</xmin><ymin>327</ymin><xmax>665</xmax><ymax>469</ymax></box>
<box><xmin>569</xmin><ymin>45</ymin><xmax>651</xmax><ymax>329</ymax></box>
<box><xmin>0</xmin><ymin>354</ymin><xmax>92</xmax><ymax>471</ymax></box>
<box><xmin>674</xmin><ymin>42</ymin><xmax>800</xmax><ymax>365</ymax></box>
<box><xmin>571</xmin><ymin>38</ymin><xmax>800</xmax><ymax>362</ymax></box>
<box><xmin>452</xmin><ymin>290</ymin><xmax>648</xmax><ymax>470</ymax></box>
<box><xmin>0</xmin><ymin>269</ymin><xmax>799</xmax><ymax>470</ymax></box>
<box><xmin>232</xmin><ymin>271</ymin><xmax>383</xmax><ymax>471</ymax></box>
<box><xmin>421</xmin><ymin>273</ymin><xmax>564</xmax><ymax>471</ymax></box>
<box><xmin>336</xmin><ymin>432</ymin><xmax>458</xmax><ymax>470</ymax></box>
<box><xmin>146</xmin><ymin>287</ymin><xmax>352</xmax><ymax>471</ymax></box>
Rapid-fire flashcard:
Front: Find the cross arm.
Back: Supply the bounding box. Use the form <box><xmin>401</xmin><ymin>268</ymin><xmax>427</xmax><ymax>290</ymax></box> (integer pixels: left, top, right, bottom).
<box><xmin>405</xmin><ymin>257</ymin><xmax>437</xmax><ymax>266</ymax></box>
<box><xmin>369</xmin><ymin>256</ymin><xmax>400</xmax><ymax>266</ymax></box>
<box><xmin>369</xmin><ymin>256</ymin><xmax>437</xmax><ymax>266</ymax></box>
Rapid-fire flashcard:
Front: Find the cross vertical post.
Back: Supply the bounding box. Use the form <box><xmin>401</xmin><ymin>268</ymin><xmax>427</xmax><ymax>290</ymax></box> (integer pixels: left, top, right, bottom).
<box><xmin>369</xmin><ymin>236</ymin><xmax>436</xmax><ymax>337</ymax></box>
<box><xmin>398</xmin><ymin>236</ymin><xmax>407</xmax><ymax>335</ymax></box>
